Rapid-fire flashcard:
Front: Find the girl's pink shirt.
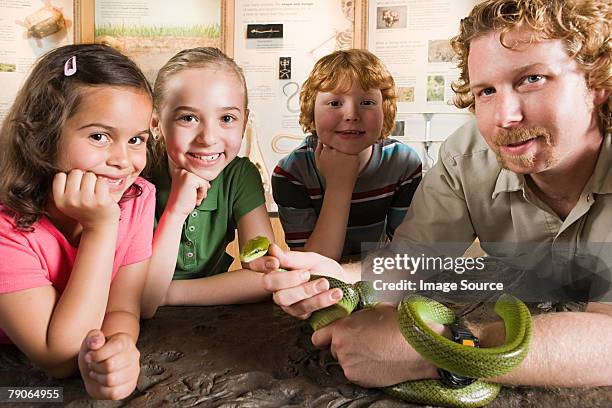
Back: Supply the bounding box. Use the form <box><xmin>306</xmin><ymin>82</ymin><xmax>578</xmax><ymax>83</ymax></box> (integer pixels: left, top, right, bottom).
<box><xmin>0</xmin><ymin>177</ymin><xmax>155</xmax><ymax>343</ymax></box>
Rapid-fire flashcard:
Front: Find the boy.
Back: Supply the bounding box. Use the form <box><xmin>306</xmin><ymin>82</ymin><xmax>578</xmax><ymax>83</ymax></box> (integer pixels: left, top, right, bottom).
<box><xmin>272</xmin><ymin>49</ymin><xmax>422</xmax><ymax>261</ymax></box>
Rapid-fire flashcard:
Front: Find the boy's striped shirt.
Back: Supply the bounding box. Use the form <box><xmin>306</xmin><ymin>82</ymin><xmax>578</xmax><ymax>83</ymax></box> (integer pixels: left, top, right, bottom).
<box><xmin>272</xmin><ymin>136</ymin><xmax>422</xmax><ymax>257</ymax></box>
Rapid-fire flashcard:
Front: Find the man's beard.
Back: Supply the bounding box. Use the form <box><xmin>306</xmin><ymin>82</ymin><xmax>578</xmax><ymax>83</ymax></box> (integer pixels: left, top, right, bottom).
<box><xmin>493</xmin><ymin>126</ymin><xmax>556</xmax><ymax>170</ymax></box>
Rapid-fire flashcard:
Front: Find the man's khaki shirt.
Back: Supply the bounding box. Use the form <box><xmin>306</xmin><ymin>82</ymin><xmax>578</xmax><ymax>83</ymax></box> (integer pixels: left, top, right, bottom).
<box><xmin>394</xmin><ymin>119</ymin><xmax>612</xmax><ymax>264</ymax></box>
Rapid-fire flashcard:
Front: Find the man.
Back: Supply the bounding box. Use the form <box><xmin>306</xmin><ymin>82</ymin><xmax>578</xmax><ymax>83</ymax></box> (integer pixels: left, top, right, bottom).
<box><xmin>260</xmin><ymin>0</ymin><xmax>612</xmax><ymax>388</ymax></box>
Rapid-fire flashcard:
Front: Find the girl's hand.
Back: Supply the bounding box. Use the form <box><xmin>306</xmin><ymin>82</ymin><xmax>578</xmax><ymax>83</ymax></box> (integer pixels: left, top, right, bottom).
<box><xmin>78</xmin><ymin>330</ymin><xmax>140</xmax><ymax>400</ymax></box>
<box><xmin>52</xmin><ymin>170</ymin><xmax>120</xmax><ymax>229</ymax></box>
<box><xmin>261</xmin><ymin>244</ymin><xmax>348</xmax><ymax>319</ymax></box>
<box><xmin>315</xmin><ymin>142</ymin><xmax>360</xmax><ymax>188</ymax></box>
<box><xmin>166</xmin><ymin>169</ymin><xmax>210</xmax><ymax>218</ymax></box>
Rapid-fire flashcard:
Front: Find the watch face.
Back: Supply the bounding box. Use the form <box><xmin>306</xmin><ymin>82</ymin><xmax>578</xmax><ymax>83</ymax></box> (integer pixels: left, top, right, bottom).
<box><xmin>437</xmin><ymin>368</ymin><xmax>477</xmax><ymax>388</ymax></box>
<box><xmin>449</xmin><ymin>324</ymin><xmax>480</xmax><ymax>345</ymax></box>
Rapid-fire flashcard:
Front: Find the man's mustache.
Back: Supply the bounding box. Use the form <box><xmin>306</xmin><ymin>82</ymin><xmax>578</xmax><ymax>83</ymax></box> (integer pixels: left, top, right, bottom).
<box><xmin>494</xmin><ymin>126</ymin><xmax>552</xmax><ymax>147</ymax></box>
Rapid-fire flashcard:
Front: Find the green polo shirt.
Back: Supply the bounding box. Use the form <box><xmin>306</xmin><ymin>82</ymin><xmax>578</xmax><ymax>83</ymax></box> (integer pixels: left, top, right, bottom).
<box><xmin>151</xmin><ymin>157</ymin><xmax>266</xmax><ymax>279</ymax></box>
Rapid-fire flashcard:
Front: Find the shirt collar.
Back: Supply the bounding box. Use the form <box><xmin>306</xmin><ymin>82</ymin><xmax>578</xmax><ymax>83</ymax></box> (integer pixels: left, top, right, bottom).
<box><xmin>492</xmin><ymin>168</ymin><xmax>525</xmax><ymax>199</ymax></box>
<box><xmin>197</xmin><ymin>175</ymin><xmax>220</xmax><ymax>212</ymax></box>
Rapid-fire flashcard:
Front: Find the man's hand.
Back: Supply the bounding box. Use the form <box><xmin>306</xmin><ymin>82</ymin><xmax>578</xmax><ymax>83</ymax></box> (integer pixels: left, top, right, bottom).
<box><xmin>78</xmin><ymin>330</ymin><xmax>140</xmax><ymax>400</ymax></box>
<box><xmin>53</xmin><ymin>170</ymin><xmax>120</xmax><ymax>229</ymax></box>
<box><xmin>260</xmin><ymin>244</ymin><xmax>353</xmax><ymax>319</ymax></box>
<box><xmin>315</xmin><ymin>142</ymin><xmax>360</xmax><ymax>188</ymax></box>
<box><xmin>311</xmin><ymin>305</ymin><xmax>439</xmax><ymax>387</ymax></box>
<box><xmin>166</xmin><ymin>169</ymin><xmax>210</xmax><ymax>218</ymax></box>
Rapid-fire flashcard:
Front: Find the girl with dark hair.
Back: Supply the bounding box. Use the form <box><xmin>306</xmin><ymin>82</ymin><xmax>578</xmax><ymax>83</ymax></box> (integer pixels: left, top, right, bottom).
<box><xmin>0</xmin><ymin>44</ymin><xmax>154</xmax><ymax>400</ymax></box>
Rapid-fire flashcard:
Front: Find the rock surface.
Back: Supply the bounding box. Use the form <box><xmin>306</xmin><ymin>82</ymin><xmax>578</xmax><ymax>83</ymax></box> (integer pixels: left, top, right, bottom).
<box><xmin>1</xmin><ymin>302</ymin><xmax>611</xmax><ymax>407</ymax></box>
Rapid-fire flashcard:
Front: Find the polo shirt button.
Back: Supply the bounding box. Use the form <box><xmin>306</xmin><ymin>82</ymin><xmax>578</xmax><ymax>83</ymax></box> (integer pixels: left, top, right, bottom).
<box><xmin>188</xmin><ymin>226</ymin><xmax>196</xmax><ymax>232</ymax></box>
<box><xmin>185</xmin><ymin>241</ymin><xmax>193</xmax><ymax>247</ymax></box>
<box><xmin>186</xmin><ymin>252</ymin><xmax>194</xmax><ymax>258</ymax></box>
<box><xmin>191</xmin><ymin>212</ymin><xmax>198</xmax><ymax>217</ymax></box>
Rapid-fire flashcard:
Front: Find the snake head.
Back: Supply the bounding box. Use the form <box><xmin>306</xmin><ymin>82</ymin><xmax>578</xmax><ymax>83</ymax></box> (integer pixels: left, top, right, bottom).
<box><xmin>239</xmin><ymin>236</ymin><xmax>271</xmax><ymax>262</ymax></box>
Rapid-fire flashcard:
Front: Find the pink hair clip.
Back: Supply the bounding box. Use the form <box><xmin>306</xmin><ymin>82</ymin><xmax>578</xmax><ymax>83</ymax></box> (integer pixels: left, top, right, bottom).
<box><xmin>63</xmin><ymin>55</ymin><xmax>77</xmax><ymax>76</ymax></box>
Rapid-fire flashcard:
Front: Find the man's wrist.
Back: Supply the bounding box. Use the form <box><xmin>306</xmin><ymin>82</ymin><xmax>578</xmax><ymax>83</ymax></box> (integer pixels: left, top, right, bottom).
<box><xmin>403</xmin><ymin>321</ymin><xmax>451</xmax><ymax>380</ymax></box>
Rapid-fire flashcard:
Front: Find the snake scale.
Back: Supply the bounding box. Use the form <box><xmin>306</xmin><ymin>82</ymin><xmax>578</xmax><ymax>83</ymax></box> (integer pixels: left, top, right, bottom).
<box><xmin>240</xmin><ymin>236</ymin><xmax>533</xmax><ymax>408</ymax></box>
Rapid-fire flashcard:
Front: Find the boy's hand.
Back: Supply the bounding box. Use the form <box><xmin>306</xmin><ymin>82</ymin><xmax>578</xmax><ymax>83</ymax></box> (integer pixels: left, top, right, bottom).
<box><xmin>166</xmin><ymin>169</ymin><xmax>210</xmax><ymax>218</ymax></box>
<box><xmin>261</xmin><ymin>244</ymin><xmax>347</xmax><ymax>319</ymax></box>
<box><xmin>78</xmin><ymin>330</ymin><xmax>140</xmax><ymax>400</ymax></box>
<box><xmin>315</xmin><ymin>143</ymin><xmax>360</xmax><ymax>188</ymax></box>
<box><xmin>53</xmin><ymin>170</ymin><xmax>120</xmax><ymax>229</ymax></box>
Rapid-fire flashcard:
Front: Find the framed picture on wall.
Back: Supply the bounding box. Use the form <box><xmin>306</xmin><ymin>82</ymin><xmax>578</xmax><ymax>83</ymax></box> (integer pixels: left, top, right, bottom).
<box><xmin>363</xmin><ymin>0</ymin><xmax>472</xmax><ymax>154</ymax></box>
<box><xmin>364</xmin><ymin>0</ymin><xmax>475</xmax><ymax>115</ymax></box>
<box><xmin>84</xmin><ymin>0</ymin><xmax>225</xmax><ymax>82</ymax></box>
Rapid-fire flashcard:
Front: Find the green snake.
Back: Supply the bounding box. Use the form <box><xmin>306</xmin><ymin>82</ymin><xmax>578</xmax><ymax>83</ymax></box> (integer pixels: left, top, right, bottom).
<box><xmin>240</xmin><ymin>236</ymin><xmax>533</xmax><ymax>408</ymax></box>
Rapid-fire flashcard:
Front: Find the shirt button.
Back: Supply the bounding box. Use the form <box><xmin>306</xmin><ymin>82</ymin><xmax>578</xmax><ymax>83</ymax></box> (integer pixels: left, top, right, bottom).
<box><xmin>188</xmin><ymin>226</ymin><xmax>196</xmax><ymax>232</ymax></box>
<box><xmin>191</xmin><ymin>212</ymin><xmax>198</xmax><ymax>217</ymax></box>
<box><xmin>185</xmin><ymin>241</ymin><xmax>193</xmax><ymax>247</ymax></box>
<box><xmin>186</xmin><ymin>252</ymin><xmax>194</xmax><ymax>258</ymax></box>
<box><xmin>586</xmin><ymin>195</ymin><xmax>591</xmax><ymax>202</ymax></box>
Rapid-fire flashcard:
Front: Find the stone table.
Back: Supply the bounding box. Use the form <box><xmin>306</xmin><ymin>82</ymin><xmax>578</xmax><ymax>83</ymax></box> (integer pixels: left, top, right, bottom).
<box><xmin>1</xmin><ymin>302</ymin><xmax>610</xmax><ymax>407</ymax></box>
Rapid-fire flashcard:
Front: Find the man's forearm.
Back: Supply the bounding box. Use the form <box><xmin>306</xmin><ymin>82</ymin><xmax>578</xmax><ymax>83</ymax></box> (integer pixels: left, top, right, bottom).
<box><xmin>473</xmin><ymin>309</ymin><xmax>612</xmax><ymax>387</ymax></box>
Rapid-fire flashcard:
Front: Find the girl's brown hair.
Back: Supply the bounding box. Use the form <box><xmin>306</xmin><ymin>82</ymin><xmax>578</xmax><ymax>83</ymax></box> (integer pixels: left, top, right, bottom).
<box><xmin>0</xmin><ymin>44</ymin><xmax>152</xmax><ymax>231</ymax></box>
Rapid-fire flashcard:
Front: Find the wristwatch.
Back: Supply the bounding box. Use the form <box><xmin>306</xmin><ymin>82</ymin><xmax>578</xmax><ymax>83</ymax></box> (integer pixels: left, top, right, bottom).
<box><xmin>437</xmin><ymin>323</ymin><xmax>480</xmax><ymax>388</ymax></box>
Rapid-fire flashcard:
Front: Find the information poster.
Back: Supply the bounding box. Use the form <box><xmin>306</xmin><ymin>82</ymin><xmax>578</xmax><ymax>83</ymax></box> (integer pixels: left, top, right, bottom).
<box><xmin>94</xmin><ymin>0</ymin><xmax>221</xmax><ymax>82</ymax></box>
<box><xmin>367</xmin><ymin>0</ymin><xmax>475</xmax><ymax>114</ymax></box>
<box><xmin>366</xmin><ymin>0</ymin><xmax>473</xmax><ymax>154</ymax></box>
<box><xmin>233</xmin><ymin>0</ymin><xmax>356</xmax><ymax>207</ymax></box>
<box><xmin>0</xmin><ymin>0</ymin><xmax>74</xmax><ymax>123</ymax></box>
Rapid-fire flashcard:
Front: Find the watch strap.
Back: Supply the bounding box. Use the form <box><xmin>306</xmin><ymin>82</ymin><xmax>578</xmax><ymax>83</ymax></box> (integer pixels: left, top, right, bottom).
<box><xmin>437</xmin><ymin>323</ymin><xmax>479</xmax><ymax>388</ymax></box>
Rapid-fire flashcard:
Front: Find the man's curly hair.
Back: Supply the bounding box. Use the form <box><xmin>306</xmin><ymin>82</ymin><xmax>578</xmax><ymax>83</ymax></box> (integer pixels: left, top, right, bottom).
<box><xmin>451</xmin><ymin>0</ymin><xmax>611</xmax><ymax>133</ymax></box>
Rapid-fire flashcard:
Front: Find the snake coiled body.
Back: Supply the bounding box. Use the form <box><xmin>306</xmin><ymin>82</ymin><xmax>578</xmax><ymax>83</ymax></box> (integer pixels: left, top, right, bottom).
<box><xmin>240</xmin><ymin>237</ymin><xmax>533</xmax><ymax>408</ymax></box>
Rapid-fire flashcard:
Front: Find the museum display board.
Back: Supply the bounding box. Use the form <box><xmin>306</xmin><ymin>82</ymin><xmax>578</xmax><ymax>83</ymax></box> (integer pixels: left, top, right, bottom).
<box><xmin>1</xmin><ymin>0</ymin><xmax>475</xmax><ymax>196</ymax></box>
<box><xmin>0</xmin><ymin>0</ymin><xmax>79</xmax><ymax>122</ymax></box>
<box><xmin>367</xmin><ymin>0</ymin><xmax>475</xmax><ymax>114</ymax></box>
<box><xmin>230</xmin><ymin>0</ymin><xmax>361</xmax><ymax>206</ymax></box>
<box><xmin>93</xmin><ymin>0</ymin><xmax>222</xmax><ymax>82</ymax></box>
